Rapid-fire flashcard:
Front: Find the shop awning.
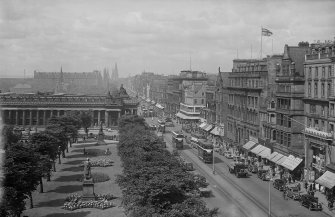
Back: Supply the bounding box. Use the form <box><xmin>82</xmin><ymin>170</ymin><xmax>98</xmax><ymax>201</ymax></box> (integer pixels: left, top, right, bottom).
<box><xmin>156</xmin><ymin>103</ymin><xmax>164</xmax><ymax>109</ymax></box>
<box><xmin>199</xmin><ymin>123</ymin><xmax>207</xmax><ymax>129</ymax></box>
<box><xmin>250</xmin><ymin>145</ymin><xmax>266</xmax><ymax>155</ymax></box>
<box><xmin>258</xmin><ymin>147</ymin><xmax>271</xmax><ymax>158</ymax></box>
<box><xmin>175</xmin><ymin>112</ymin><xmax>200</xmax><ymax>120</ymax></box>
<box><xmin>151</xmin><ymin>100</ymin><xmax>156</xmax><ymax>104</ymax></box>
<box><xmin>243</xmin><ymin>140</ymin><xmax>257</xmax><ymax>150</ymax></box>
<box><xmin>269</xmin><ymin>152</ymin><xmax>284</xmax><ymax>163</ymax></box>
<box><xmin>315</xmin><ymin>171</ymin><xmax>335</xmax><ymax>189</ymax></box>
<box><xmin>204</xmin><ymin>124</ymin><xmax>213</xmax><ymax>132</ymax></box>
<box><xmin>146</xmin><ymin>98</ymin><xmax>151</xmax><ymax>102</ymax></box>
<box><xmin>267</xmin><ymin>152</ymin><xmax>279</xmax><ymax>161</ymax></box>
<box><xmin>281</xmin><ymin>155</ymin><xmax>303</xmax><ymax>171</ymax></box>
<box><xmin>210</xmin><ymin>127</ymin><xmax>220</xmax><ymax>136</ymax></box>
<box><xmin>276</xmin><ymin>155</ymin><xmax>287</xmax><ymax>165</ymax></box>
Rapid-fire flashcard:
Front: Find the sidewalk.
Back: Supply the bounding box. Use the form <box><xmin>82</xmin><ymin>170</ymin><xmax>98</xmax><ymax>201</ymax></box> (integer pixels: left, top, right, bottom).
<box><xmin>292</xmin><ymin>181</ymin><xmax>335</xmax><ymax>216</ymax></box>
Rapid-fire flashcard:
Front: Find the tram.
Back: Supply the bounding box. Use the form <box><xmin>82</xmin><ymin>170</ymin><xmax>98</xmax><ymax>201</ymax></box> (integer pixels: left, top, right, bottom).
<box><xmin>197</xmin><ymin>139</ymin><xmax>213</xmax><ymax>164</ymax></box>
<box><xmin>172</xmin><ymin>131</ymin><xmax>184</xmax><ymax>149</ymax></box>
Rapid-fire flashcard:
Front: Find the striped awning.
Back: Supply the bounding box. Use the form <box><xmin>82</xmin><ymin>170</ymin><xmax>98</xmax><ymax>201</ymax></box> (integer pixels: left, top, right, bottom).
<box><xmin>199</xmin><ymin>123</ymin><xmax>207</xmax><ymax>129</ymax></box>
<box><xmin>250</xmin><ymin>145</ymin><xmax>266</xmax><ymax>155</ymax></box>
<box><xmin>258</xmin><ymin>147</ymin><xmax>271</xmax><ymax>158</ymax></box>
<box><xmin>204</xmin><ymin>124</ymin><xmax>213</xmax><ymax>132</ymax></box>
<box><xmin>210</xmin><ymin>127</ymin><xmax>220</xmax><ymax>136</ymax></box>
<box><xmin>243</xmin><ymin>141</ymin><xmax>257</xmax><ymax>150</ymax></box>
<box><xmin>316</xmin><ymin>171</ymin><xmax>335</xmax><ymax>189</ymax></box>
<box><xmin>267</xmin><ymin>152</ymin><xmax>279</xmax><ymax>161</ymax></box>
<box><xmin>281</xmin><ymin>155</ymin><xmax>303</xmax><ymax>171</ymax></box>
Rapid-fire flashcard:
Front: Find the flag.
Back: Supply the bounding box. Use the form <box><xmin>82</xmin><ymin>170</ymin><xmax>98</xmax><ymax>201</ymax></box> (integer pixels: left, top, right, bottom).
<box><xmin>262</xmin><ymin>27</ymin><xmax>273</xmax><ymax>36</ymax></box>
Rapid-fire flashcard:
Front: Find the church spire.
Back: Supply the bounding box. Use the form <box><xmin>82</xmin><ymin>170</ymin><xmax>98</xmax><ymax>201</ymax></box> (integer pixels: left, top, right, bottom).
<box><xmin>60</xmin><ymin>66</ymin><xmax>64</xmax><ymax>83</ymax></box>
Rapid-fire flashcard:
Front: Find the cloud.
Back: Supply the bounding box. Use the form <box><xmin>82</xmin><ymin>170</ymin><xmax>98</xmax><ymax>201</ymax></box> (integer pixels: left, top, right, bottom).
<box><xmin>0</xmin><ymin>0</ymin><xmax>334</xmax><ymax>78</ymax></box>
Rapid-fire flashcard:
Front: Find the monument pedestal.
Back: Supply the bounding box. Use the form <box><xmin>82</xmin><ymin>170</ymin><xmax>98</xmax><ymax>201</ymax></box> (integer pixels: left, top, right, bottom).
<box><xmin>82</xmin><ymin>178</ymin><xmax>96</xmax><ymax>201</ymax></box>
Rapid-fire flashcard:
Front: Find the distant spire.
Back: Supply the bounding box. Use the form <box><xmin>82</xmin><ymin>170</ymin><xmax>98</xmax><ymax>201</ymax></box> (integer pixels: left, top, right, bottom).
<box><xmin>114</xmin><ymin>63</ymin><xmax>118</xmax><ymax>80</ymax></box>
<box><xmin>60</xmin><ymin>66</ymin><xmax>64</xmax><ymax>83</ymax></box>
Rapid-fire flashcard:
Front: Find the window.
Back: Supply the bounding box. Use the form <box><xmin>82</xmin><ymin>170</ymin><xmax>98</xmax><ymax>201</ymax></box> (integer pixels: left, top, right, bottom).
<box><xmin>201</xmin><ymin>99</ymin><xmax>204</xmax><ymax>104</ymax></box>
<box><xmin>328</xmin><ymin>83</ymin><xmax>331</xmax><ymax>97</ymax></box>
<box><xmin>310</xmin><ymin>104</ymin><xmax>316</xmax><ymax>114</ymax></box>
<box><xmin>308</xmin><ymin>118</ymin><xmax>312</xmax><ymax>127</ymax></box>
<box><xmin>322</xmin><ymin>83</ymin><xmax>325</xmax><ymax>97</ymax></box>
<box><xmin>309</xmin><ymin>67</ymin><xmax>312</xmax><ymax>78</ymax></box>
<box><xmin>314</xmin><ymin>82</ymin><xmax>318</xmax><ymax>96</ymax></box>
<box><xmin>329</xmin><ymin>66</ymin><xmax>332</xmax><ymax>77</ymax></box>
<box><xmin>308</xmin><ymin>82</ymin><xmax>311</xmax><ymax>96</ymax></box>
<box><xmin>288</xmin><ymin>117</ymin><xmax>291</xmax><ymax>128</ymax></box>
<box><xmin>194</xmin><ymin>99</ymin><xmax>197</xmax><ymax>104</ymax></box>
<box><xmin>315</xmin><ymin>67</ymin><xmax>318</xmax><ymax>78</ymax></box>
<box><xmin>331</xmin><ymin>104</ymin><xmax>334</xmax><ymax>117</ymax></box>
<box><xmin>321</xmin><ymin>106</ymin><xmax>325</xmax><ymax>116</ymax></box>
<box><xmin>255</xmin><ymin>97</ymin><xmax>258</xmax><ymax>107</ymax></box>
<box><xmin>322</xmin><ymin>67</ymin><xmax>325</xmax><ymax>78</ymax></box>
<box><xmin>287</xmin><ymin>134</ymin><xmax>291</xmax><ymax>147</ymax></box>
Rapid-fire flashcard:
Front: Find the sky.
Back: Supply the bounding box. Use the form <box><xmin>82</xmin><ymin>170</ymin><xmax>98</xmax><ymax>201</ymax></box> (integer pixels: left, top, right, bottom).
<box><xmin>0</xmin><ymin>0</ymin><xmax>334</xmax><ymax>78</ymax></box>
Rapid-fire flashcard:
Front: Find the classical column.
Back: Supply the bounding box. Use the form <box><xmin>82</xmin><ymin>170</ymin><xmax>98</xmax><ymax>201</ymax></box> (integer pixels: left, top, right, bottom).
<box><xmin>43</xmin><ymin>110</ymin><xmax>47</xmax><ymax>125</ymax></box>
<box><xmin>29</xmin><ymin>110</ymin><xmax>33</xmax><ymax>126</ymax></box>
<box><xmin>22</xmin><ymin>110</ymin><xmax>26</xmax><ymax>126</ymax></box>
<box><xmin>36</xmin><ymin>110</ymin><xmax>40</xmax><ymax>126</ymax></box>
<box><xmin>98</xmin><ymin>110</ymin><xmax>101</xmax><ymax>125</ymax></box>
<box><xmin>105</xmin><ymin>111</ymin><xmax>109</xmax><ymax>127</ymax></box>
<box><xmin>15</xmin><ymin>110</ymin><xmax>19</xmax><ymax>125</ymax></box>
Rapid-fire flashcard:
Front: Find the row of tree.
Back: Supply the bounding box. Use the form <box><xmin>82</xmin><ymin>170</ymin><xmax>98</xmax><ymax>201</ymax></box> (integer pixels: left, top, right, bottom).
<box><xmin>0</xmin><ymin>111</ymin><xmax>92</xmax><ymax>217</ymax></box>
<box><xmin>116</xmin><ymin>115</ymin><xmax>218</xmax><ymax>217</ymax></box>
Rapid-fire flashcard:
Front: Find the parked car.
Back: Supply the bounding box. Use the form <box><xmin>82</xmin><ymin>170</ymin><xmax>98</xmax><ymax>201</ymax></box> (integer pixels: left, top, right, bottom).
<box><xmin>257</xmin><ymin>169</ymin><xmax>270</xmax><ymax>181</ymax></box>
<box><xmin>225</xmin><ymin>152</ymin><xmax>233</xmax><ymax>159</ymax></box>
<box><xmin>228</xmin><ymin>162</ymin><xmax>248</xmax><ymax>178</ymax></box>
<box><xmin>273</xmin><ymin>179</ymin><xmax>285</xmax><ymax>191</ymax></box>
<box><xmin>300</xmin><ymin>194</ymin><xmax>322</xmax><ymax>211</ymax></box>
<box><xmin>248</xmin><ymin>164</ymin><xmax>258</xmax><ymax>173</ymax></box>
<box><xmin>286</xmin><ymin>186</ymin><xmax>301</xmax><ymax>200</ymax></box>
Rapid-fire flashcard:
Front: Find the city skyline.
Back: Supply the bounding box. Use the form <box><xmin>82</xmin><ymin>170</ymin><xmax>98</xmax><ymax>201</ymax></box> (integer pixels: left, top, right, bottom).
<box><xmin>1</xmin><ymin>0</ymin><xmax>335</xmax><ymax>78</ymax></box>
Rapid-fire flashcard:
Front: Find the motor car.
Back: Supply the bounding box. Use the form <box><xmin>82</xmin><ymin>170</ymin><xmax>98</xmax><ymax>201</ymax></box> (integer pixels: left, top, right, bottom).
<box><xmin>225</xmin><ymin>152</ymin><xmax>233</xmax><ymax>159</ymax></box>
<box><xmin>248</xmin><ymin>164</ymin><xmax>258</xmax><ymax>173</ymax></box>
<box><xmin>228</xmin><ymin>162</ymin><xmax>248</xmax><ymax>178</ymax></box>
<box><xmin>273</xmin><ymin>179</ymin><xmax>285</xmax><ymax>191</ymax></box>
<box><xmin>300</xmin><ymin>194</ymin><xmax>322</xmax><ymax>211</ymax></box>
<box><xmin>286</xmin><ymin>186</ymin><xmax>301</xmax><ymax>200</ymax></box>
<box><xmin>257</xmin><ymin>169</ymin><xmax>270</xmax><ymax>181</ymax></box>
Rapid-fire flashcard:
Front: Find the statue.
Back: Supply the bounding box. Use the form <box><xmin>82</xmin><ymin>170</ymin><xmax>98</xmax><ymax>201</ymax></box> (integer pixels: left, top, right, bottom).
<box><xmin>84</xmin><ymin>158</ymin><xmax>91</xmax><ymax>180</ymax></box>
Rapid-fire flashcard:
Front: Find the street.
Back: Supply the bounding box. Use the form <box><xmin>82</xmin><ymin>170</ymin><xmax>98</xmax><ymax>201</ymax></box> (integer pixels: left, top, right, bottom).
<box><xmin>145</xmin><ymin>116</ymin><xmax>331</xmax><ymax>217</ymax></box>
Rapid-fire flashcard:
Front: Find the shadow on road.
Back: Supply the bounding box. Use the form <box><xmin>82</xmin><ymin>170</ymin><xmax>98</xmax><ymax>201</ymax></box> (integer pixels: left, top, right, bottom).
<box><xmin>44</xmin><ymin>211</ymin><xmax>91</xmax><ymax>217</ymax></box>
<box><xmin>54</xmin><ymin>174</ymin><xmax>82</xmax><ymax>182</ymax></box>
<box><xmin>48</xmin><ymin>184</ymin><xmax>82</xmax><ymax>194</ymax></box>
<box><xmin>37</xmin><ymin>198</ymin><xmax>65</xmax><ymax>208</ymax></box>
<box><xmin>64</xmin><ymin>160</ymin><xmax>84</xmax><ymax>165</ymax></box>
<box><xmin>61</xmin><ymin>166</ymin><xmax>83</xmax><ymax>172</ymax></box>
<box><xmin>74</xmin><ymin>143</ymin><xmax>99</xmax><ymax>148</ymax></box>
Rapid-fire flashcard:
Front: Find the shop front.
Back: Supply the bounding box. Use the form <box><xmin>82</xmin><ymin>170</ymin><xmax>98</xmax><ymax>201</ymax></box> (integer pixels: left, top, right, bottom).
<box><xmin>281</xmin><ymin>155</ymin><xmax>304</xmax><ymax>182</ymax></box>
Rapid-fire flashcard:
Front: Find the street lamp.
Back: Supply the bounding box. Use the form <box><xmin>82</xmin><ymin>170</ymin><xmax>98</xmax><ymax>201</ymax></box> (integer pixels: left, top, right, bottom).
<box><xmin>58</xmin><ymin>146</ymin><xmax>61</xmax><ymax>164</ymax></box>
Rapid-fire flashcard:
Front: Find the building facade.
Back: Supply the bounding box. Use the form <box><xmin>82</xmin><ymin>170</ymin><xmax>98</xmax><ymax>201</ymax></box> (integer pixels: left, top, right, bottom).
<box><xmin>0</xmin><ymin>85</ymin><xmax>139</xmax><ymax>127</ymax></box>
<box><xmin>304</xmin><ymin>41</ymin><xmax>335</xmax><ymax>181</ymax></box>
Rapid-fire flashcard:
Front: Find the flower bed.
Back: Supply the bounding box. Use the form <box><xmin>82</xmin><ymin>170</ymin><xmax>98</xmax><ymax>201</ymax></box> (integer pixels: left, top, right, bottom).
<box><xmin>63</xmin><ymin>193</ymin><xmax>116</xmax><ymax>211</ymax></box>
<box><xmin>88</xmin><ymin>158</ymin><xmax>114</xmax><ymax>167</ymax></box>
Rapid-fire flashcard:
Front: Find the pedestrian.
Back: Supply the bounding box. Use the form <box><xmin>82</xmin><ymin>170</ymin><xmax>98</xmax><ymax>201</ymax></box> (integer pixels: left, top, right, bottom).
<box><xmin>288</xmin><ymin>175</ymin><xmax>292</xmax><ymax>184</ymax></box>
<box><xmin>309</xmin><ymin>183</ymin><xmax>313</xmax><ymax>193</ymax></box>
<box><xmin>304</xmin><ymin>181</ymin><xmax>308</xmax><ymax>191</ymax></box>
<box><xmin>313</xmin><ymin>181</ymin><xmax>316</xmax><ymax>191</ymax></box>
<box><xmin>83</xmin><ymin>147</ymin><xmax>86</xmax><ymax>155</ymax></box>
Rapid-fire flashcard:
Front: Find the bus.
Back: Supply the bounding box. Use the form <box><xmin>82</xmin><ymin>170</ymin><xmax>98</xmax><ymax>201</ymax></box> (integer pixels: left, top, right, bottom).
<box><xmin>172</xmin><ymin>131</ymin><xmax>184</xmax><ymax>149</ymax></box>
<box><xmin>190</xmin><ymin>133</ymin><xmax>206</xmax><ymax>149</ymax></box>
<box><xmin>197</xmin><ymin>139</ymin><xmax>213</xmax><ymax>164</ymax></box>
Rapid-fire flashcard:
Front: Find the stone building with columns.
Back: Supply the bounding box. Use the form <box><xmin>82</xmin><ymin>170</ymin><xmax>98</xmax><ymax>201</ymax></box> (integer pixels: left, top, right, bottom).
<box><xmin>0</xmin><ymin>85</ymin><xmax>139</xmax><ymax>127</ymax></box>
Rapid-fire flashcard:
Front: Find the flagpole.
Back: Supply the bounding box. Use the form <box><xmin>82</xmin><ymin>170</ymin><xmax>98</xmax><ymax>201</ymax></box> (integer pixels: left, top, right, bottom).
<box><xmin>260</xmin><ymin>26</ymin><xmax>263</xmax><ymax>59</ymax></box>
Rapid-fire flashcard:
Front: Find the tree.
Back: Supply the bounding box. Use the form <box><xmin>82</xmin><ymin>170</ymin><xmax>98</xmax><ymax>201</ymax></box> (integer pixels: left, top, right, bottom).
<box><xmin>2</xmin><ymin>126</ymin><xmax>20</xmax><ymax>149</ymax></box>
<box><xmin>0</xmin><ymin>187</ymin><xmax>26</xmax><ymax>217</ymax></box>
<box><xmin>30</xmin><ymin>132</ymin><xmax>59</xmax><ymax>187</ymax></box>
<box><xmin>4</xmin><ymin>142</ymin><xmax>42</xmax><ymax>209</ymax></box>
<box><xmin>80</xmin><ymin>111</ymin><xmax>92</xmax><ymax>137</ymax></box>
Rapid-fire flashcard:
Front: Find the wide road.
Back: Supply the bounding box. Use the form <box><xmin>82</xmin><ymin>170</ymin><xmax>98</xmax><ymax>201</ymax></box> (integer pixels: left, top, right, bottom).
<box><xmin>145</xmin><ymin>116</ymin><xmax>331</xmax><ymax>217</ymax></box>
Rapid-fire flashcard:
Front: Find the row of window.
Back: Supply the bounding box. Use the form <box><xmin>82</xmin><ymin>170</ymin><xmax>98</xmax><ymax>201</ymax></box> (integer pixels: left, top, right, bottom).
<box><xmin>229</xmin><ymin>78</ymin><xmax>264</xmax><ymax>88</ymax></box>
<box><xmin>307</xmin><ymin>81</ymin><xmax>332</xmax><ymax>97</ymax></box>
<box><xmin>227</xmin><ymin>122</ymin><xmax>257</xmax><ymax>141</ymax></box>
<box><xmin>228</xmin><ymin>94</ymin><xmax>259</xmax><ymax>108</ymax></box>
<box><xmin>277</xmin><ymin>98</ymin><xmax>291</xmax><ymax>110</ymax></box>
<box><xmin>307</xmin><ymin>65</ymin><xmax>332</xmax><ymax>79</ymax></box>
<box><xmin>307</xmin><ymin>118</ymin><xmax>328</xmax><ymax>132</ymax></box>
<box><xmin>228</xmin><ymin>106</ymin><xmax>259</xmax><ymax>124</ymax></box>
<box><xmin>276</xmin><ymin>113</ymin><xmax>292</xmax><ymax>128</ymax></box>
<box><xmin>263</xmin><ymin>127</ymin><xmax>291</xmax><ymax>147</ymax></box>
<box><xmin>277</xmin><ymin>84</ymin><xmax>291</xmax><ymax>93</ymax></box>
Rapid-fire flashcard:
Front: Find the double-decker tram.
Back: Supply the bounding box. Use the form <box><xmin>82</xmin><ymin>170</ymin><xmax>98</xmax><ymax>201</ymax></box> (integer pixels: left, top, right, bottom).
<box><xmin>197</xmin><ymin>139</ymin><xmax>213</xmax><ymax>163</ymax></box>
<box><xmin>157</xmin><ymin>119</ymin><xmax>166</xmax><ymax>133</ymax></box>
<box><xmin>172</xmin><ymin>131</ymin><xmax>184</xmax><ymax>149</ymax></box>
<box><xmin>190</xmin><ymin>133</ymin><xmax>206</xmax><ymax>149</ymax></box>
